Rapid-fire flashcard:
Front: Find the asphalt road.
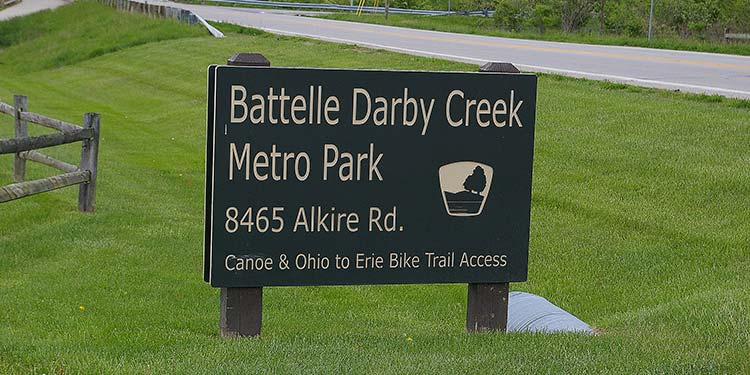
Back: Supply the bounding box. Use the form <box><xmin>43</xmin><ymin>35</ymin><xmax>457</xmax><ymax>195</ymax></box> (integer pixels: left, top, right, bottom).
<box><xmin>4</xmin><ymin>0</ymin><xmax>750</xmax><ymax>99</ymax></box>
<box><xmin>0</xmin><ymin>0</ymin><xmax>68</xmax><ymax>20</ymax></box>
<box><xmin>153</xmin><ymin>1</ymin><xmax>750</xmax><ymax>99</ymax></box>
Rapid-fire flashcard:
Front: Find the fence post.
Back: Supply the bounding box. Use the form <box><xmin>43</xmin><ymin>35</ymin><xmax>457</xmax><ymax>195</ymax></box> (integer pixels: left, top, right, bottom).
<box><xmin>78</xmin><ymin>113</ymin><xmax>101</xmax><ymax>212</ymax></box>
<box><xmin>13</xmin><ymin>95</ymin><xmax>28</xmax><ymax>182</ymax></box>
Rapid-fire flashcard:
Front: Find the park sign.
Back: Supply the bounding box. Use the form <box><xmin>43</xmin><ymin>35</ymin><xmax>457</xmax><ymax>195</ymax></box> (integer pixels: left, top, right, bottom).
<box><xmin>204</xmin><ymin>65</ymin><xmax>537</xmax><ymax>288</ymax></box>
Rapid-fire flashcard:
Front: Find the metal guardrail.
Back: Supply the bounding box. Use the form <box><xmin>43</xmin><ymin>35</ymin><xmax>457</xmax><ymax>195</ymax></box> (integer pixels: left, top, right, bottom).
<box><xmin>1</xmin><ymin>0</ymin><xmax>21</xmax><ymax>7</ymax></box>
<box><xmin>725</xmin><ymin>33</ymin><xmax>750</xmax><ymax>42</ymax></box>
<box><xmin>194</xmin><ymin>0</ymin><xmax>494</xmax><ymax>16</ymax></box>
<box><xmin>102</xmin><ymin>0</ymin><xmax>224</xmax><ymax>37</ymax></box>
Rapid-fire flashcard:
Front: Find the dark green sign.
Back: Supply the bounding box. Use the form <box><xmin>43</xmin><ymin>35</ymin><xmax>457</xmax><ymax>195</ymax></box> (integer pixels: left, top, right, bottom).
<box><xmin>204</xmin><ymin>66</ymin><xmax>537</xmax><ymax>287</ymax></box>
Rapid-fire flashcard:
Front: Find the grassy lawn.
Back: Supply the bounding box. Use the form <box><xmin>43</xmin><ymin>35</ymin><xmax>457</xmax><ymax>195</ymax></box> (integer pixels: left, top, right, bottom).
<box><xmin>320</xmin><ymin>13</ymin><xmax>750</xmax><ymax>56</ymax></box>
<box><xmin>1</xmin><ymin>2</ymin><xmax>749</xmax><ymax>373</ymax></box>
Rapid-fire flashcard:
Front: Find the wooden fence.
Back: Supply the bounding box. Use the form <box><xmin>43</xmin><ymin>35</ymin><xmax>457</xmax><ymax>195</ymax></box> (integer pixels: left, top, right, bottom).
<box><xmin>0</xmin><ymin>95</ymin><xmax>101</xmax><ymax>212</ymax></box>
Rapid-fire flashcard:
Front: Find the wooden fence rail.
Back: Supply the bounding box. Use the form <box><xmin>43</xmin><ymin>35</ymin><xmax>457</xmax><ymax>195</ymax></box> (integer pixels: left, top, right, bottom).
<box><xmin>20</xmin><ymin>111</ymin><xmax>82</xmax><ymax>133</ymax></box>
<box><xmin>19</xmin><ymin>150</ymin><xmax>79</xmax><ymax>173</ymax></box>
<box><xmin>0</xmin><ymin>128</ymin><xmax>94</xmax><ymax>154</ymax></box>
<box><xmin>0</xmin><ymin>95</ymin><xmax>101</xmax><ymax>212</ymax></box>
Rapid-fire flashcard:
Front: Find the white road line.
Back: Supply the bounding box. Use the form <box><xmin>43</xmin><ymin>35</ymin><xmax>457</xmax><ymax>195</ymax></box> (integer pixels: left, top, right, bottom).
<box><xmin>516</xmin><ymin>64</ymin><xmax>750</xmax><ymax>97</ymax></box>
<box><xmin>257</xmin><ymin>26</ymin><xmax>750</xmax><ymax>99</ymax></box>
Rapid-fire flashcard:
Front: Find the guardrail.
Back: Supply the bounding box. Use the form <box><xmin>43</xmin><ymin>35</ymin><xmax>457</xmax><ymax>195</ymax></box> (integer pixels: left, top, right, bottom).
<box><xmin>100</xmin><ymin>0</ymin><xmax>224</xmax><ymax>37</ymax></box>
<box><xmin>0</xmin><ymin>95</ymin><xmax>101</xmax><ymax>212</ymax></box>
<box><xmin>725</xmin><ymin>33</ymin><xmax>750</xmax><ymax>42</ymax></box>
<box><xmin>1</xmin><ymin>0</ymin><xmax>20</xmax><ymax>7</ymax></box>
<box><xmin>186</xmin><ymin>0</ymin><xmax>494</xmax><ymax>16</ymax></box>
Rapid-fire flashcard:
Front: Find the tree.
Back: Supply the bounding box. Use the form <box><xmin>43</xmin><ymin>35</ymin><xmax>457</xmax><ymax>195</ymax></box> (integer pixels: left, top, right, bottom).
<box><xmin>560</xmin><ymin>0</ymin><xmax>597</xmax><ymax>32</ymax></box>
<box><xmin>661</xmin><ymin>0</ymin><xmax>721</xmax><ymax>38</ymax></box>
<box><xmin>530</xmin><ymin>1</ymin><xmax>557</xmax><ymax>34</ymax></box>
<box><xmin>470</xmin><ymin>0</ymin><xmax>496</xmax><ymax>14</ymax></box>
<box><xmin>598</xmin><ymin>0</ymin><xmax>605</xmax><ymax>36</ymax></box>
<box><xmin>463</xmin><ymin>166</ymin><xmax>487</xmax><ymax>194</ymax></box>
<box><xmin>494</xmin><ymin>0</ymin><xmax>531</xmax><ymax>31</ymax></box>
<box><xmin>604</xmin><ymin>0</ymin><xmax>646</xmax><ymax>37</ymax></box>
<box><xmin>723</xmin><ymin>0</ymin><xmax>750</xmax><ymax>32</ymax></box>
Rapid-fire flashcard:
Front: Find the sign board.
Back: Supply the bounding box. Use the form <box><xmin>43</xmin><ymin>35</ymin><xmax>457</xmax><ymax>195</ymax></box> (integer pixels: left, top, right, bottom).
<box><xmin>205</xmin><ymin>66</ymin><xmax>537</xmax><ymax>287</ymax></box>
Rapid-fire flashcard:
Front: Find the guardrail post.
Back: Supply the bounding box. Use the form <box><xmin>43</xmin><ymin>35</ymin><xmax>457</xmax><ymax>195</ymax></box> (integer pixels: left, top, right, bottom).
<box><xmin>13</xmin><ymin>95</ymin><xmax>28</xmax><ymax>182</ymax></box>
<box><xmin>219</xmin><ymin>52</ymin><xmax>271</xmax><ymax>338</ymax></box>
<box><xmin>78</xmin><ymin>113</ymin><xmax>101</xmax><ymax>212</ymax></box>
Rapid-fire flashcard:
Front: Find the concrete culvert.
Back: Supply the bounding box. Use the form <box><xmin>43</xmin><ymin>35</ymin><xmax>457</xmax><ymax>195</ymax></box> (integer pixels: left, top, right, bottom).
<box><xmin>508</xmin><ymin>292</ymin><xmax>594</xmax><ymax>334</ymax></box>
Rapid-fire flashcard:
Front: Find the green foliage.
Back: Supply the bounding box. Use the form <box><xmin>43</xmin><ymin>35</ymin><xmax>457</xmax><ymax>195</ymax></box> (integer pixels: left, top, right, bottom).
<box><xmin>603</xmin><ymin>0</ymin><xmax>645</xmax><ymax>37</ymax></box>
<box><xmin>659</xmin><ymin>0</ymin><xmax>721</xmax><ymax>38</ymax></box>
<box><xmin>468</xmin><ymin>0</ymin><xmax>496</xmax><ymax>11</ymax></box>
<box><xmin>494</xmin><ymin>0</ymin><xmax>559</xmax><ymax>33</ymax></box>
<box><xmin>479</xmin><ymin>0</ymin><xmax>750</xmax><ymax>39</ymax></box>
<box><xmin>324</xmin><ymin>12</ymin><xmax>750</xmax><ymax>56</ymax></box>
<box><xmin>723</xmin><ymin>0</ymin><xmax>750</xmax><ymax>31</ymax></box>
<box><xmin>494</xmin><ymin>0</ymin><xmax>530</xmax><ymax>31</ymax></box>
<box><xmin>530</xmin><ymin>2</ymin><xmax>557</xmax><ymax>33</ymax></box>
<box><xmin>559</xmin><ymin>0</ymin><xmax>595</xmax><ymax>32</ymax></box>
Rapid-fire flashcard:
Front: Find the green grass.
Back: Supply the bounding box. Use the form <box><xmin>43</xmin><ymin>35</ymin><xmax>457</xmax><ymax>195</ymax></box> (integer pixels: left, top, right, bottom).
<box><xmin>0</xmin><ymin>0</ymin><xmax>206</xmax><ymax>72</ymax></box>
<box><xmin>1</xmin><ymin>2</ymin><xmax>750</xmax><ymax>373</ymax></box>
<box><xmin>320</xmin><ymin>13</ymin><xmax>750</xmax><ymax>56</ymax></box>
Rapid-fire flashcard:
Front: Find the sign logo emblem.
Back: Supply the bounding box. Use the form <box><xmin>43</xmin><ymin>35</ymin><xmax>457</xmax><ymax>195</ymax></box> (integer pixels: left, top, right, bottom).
<box><xmin>439</xmin><ymin>162</ymin><xmax>494</xmax><ymax>217</ymax></box>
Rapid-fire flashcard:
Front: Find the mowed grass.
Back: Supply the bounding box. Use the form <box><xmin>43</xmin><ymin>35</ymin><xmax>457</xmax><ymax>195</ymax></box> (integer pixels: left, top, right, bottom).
<box><xmin>1</xmin><ymin>3</ymin><xmax>749</xmax><ymax>373</ymax></box>
<box><xmin>0</xmin><ymin>1</ymin><xmax>206</xmax><ymax>72</ymax></box>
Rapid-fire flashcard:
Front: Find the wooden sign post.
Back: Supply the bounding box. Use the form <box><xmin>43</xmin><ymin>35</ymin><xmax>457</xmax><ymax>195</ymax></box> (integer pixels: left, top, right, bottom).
<box><xmin>466</xmin><ymin>62</ymin><xmax>521</xmax><ymax>333</ymax></box>
<box><xmin>218</xmin><ymin>53</ymin><xmax>271</xmax><ymax>338</ymax></box>
<box><xmin>206</xmin><ymin>54</ymin><xmax>536</xmax><ymax>337</ymax></box>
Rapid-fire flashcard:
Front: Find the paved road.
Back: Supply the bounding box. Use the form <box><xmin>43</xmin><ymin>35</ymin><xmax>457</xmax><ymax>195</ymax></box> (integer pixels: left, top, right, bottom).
<box><xmin>0</xmin><ymin>0</ymin><xmax>68</xmax><ymax>20</ymax></box>
<box><xmin>155</xmin><ymin>1</ymin><xmax>750</xmax><ymax>99</ymax></box>
<box><xmin>4</xmin><ymin>0</ymin><xmax>750</xmax><ymax>98</ymax></box>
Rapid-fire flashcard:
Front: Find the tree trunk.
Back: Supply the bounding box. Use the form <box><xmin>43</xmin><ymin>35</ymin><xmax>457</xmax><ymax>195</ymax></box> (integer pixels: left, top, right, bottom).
<box><xmin>599</xmin><ymin>0</ymin><xmax>605</xmax><ymax>37</ymax></box>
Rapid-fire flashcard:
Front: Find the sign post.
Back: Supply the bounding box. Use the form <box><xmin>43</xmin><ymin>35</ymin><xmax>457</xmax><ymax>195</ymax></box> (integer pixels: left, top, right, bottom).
<box><xmin>218</xmin><ymin>53</ymin><xmax>270</xmax><ymax>338</ymax></box>
<box><xmin>205</xmin><ymin>54</ymin><xmax>537</xmax><ymax>337</ymax></box>
<box><xmin>466</xmin><ymin>61</ymin><xmax>521</xmax><ymax>332</ymax></box>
